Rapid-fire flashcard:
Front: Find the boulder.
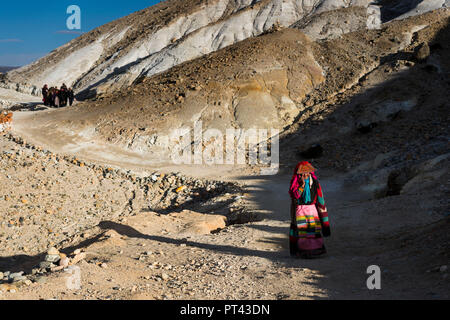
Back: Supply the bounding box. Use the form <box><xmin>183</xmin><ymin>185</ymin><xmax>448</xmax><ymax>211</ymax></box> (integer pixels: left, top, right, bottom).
<box><xmin>386</xmin><ymin>167</ymin><xmax>417</xmax><ymax>196</ymax></box>
<box><xmin>169</xmin><ymin>210</ymin><xmax>227</xmax><ymax>235</ymax></box>
<box><xmin>415</xmin><ymin>43</ymin><xmax>430</xmax><ymax>62</ymax></box>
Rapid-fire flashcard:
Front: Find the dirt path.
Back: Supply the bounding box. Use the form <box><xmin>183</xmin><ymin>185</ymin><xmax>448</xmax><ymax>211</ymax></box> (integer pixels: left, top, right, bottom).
<box><xmin>11</xmin><ymin>110</ymin><xmax>249</xmax><ymax>179</ymax></box>
<box><xmin>240</xmin><ymin>171</ymin><xmax>448</xmax><ymax>299</ymax></box>
<box><xmin>1</xmin><ymin>111</ymin><xmax>448</xmax><ymax>300</ymax></box>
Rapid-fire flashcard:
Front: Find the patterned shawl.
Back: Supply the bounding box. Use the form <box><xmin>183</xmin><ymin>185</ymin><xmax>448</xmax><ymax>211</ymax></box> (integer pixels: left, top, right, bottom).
<box><xmin>289</xmin><ymin>161</ymin><xmax>317</xmax><ymax>200</ymax></box>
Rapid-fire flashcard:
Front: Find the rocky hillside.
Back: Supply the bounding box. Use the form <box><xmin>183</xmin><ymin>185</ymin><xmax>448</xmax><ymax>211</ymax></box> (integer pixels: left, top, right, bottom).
<box><xmin>10</xmin><ymin>7</ymin><xmax>449</xmax><ymax>168</ymax></box>
<box><xmin>4</xmin><ymin>0</ymin><xmax>448</xmax><ymax>97</ymax></box>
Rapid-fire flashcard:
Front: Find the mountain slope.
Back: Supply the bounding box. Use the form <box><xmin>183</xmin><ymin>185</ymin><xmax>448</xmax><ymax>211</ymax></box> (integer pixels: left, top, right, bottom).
<box><xmin>6</xmin><ymin>0</ymin><xmax>447</xmax><ymax>98</ymax></box>
<box><xmin>9</xmin><ymin>8</ymin><xmax>449</xmax><ymax>169</ymax></box>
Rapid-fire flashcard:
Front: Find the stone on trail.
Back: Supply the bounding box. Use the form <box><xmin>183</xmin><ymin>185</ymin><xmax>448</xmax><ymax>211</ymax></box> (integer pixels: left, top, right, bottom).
<box><xmin>59</xmin><ymin>257</ymin><xmax>70</xmax><ymax>268</ymax></box>
<box><xmin>13</xmin><ymin>276</ymin><xmax>28</xmax><ymax>283</ymax></box>
<box><xmin>47</xmin><ymin>247</ymin><xmax>59</xmax><ymax>255</ymax></box>
<box><xmin>35</xmin><ymin>277</ymin><xmax>47</xmax><ymax>284</ymax></box>
<box><xmin>45</xmin><ymin>254</ymin><xmax>61</xmax><ymax>263</ymax></box>
<box><xmin>0</xmin><ymin>283</ymin><xmax>17</xmax><ymax>293</ymax></box>
<box><xmin>161</xmin><ymin>273</ymin><xmax>170</xmax><ymax>281</ymax></box>
<box><xmin>40</xmin><ymin>261</ymin><xmax>56</xmax><ymax>269</ymax></box>
<box><xmin>70</xmin><ymin>252</ymin><xmax>87</xmax><ymax>265</ymax></box>
<box><xmin>169</xmin><ymin>210</ymin><xmax>227</xmax><ymax>235</ymax></box>
<box><xmin>415</xmin><ymin>43</ymin><xmax>430</xmax><ymax>61</ymax></box>
<box><xmin>50</xmin><ymin>266</ymin><xmax>65</xmax><ymax>273</ymax></box>
<box><xmin>9</xmin><ymin>272</ymin><xmax>25</xmax><ymax>281</ymax></box>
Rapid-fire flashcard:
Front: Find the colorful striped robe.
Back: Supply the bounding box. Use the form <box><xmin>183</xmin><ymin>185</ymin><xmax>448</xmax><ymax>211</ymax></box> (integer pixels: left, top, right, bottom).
<box><xmin>292</xmin><ymin>178</ymin><xmax>330</xmax><ymax>237</ymax></box>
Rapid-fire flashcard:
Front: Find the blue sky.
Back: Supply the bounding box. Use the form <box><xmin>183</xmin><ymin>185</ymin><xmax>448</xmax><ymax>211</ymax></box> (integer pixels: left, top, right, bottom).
<box><xmin>0</xmin><ymin>0</ymin><xmax>161</xmax><ymax>66</ymax></box>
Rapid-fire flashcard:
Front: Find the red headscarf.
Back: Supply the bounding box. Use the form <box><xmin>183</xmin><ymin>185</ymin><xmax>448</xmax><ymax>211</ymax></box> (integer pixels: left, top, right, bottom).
<box><xmin>289</xmin><ymin>161</ymin><xmax>317</xmax><ymax>199</ymax></box>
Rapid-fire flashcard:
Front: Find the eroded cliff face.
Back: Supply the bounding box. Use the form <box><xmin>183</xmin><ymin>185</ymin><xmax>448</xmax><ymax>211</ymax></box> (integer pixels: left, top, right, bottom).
<box><xmin>7</xmin><ymin>0</ymin><xmax>447</xmax><ymax>98</ymax></box>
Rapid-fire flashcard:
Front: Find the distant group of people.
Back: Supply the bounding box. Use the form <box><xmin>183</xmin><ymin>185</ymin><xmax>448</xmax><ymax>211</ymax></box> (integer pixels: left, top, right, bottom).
<box><xmin>42</xmin><ymin>83</ymin><xmax>75</xmax><ymax>108</ymax></box>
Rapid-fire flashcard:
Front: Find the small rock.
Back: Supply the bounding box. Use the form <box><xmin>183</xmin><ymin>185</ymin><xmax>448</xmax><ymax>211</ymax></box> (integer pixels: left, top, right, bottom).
<box><xmin>40</xmin><ymin>261</ymin><xmax>56</xmax><ymax>269</ymax></box>
<box><xmin>45</xmin><ymin>254</ymin><xmax>61</xmax><ymax>263</ymax></box>
<box><xmin>50</xmin><ymin>266</ymin><xmax>65</xmax><ymax>272</ymax></box>
<box><xmin>31</xmin><ymin>268</ymin><xmax>41</xmax><ymax>275</ymax></box>
<box><xmin>35</xmin><ymin>276</ymin><xmax>47</xmax><ymax>284</ymax></box>
<box><xmin>71</xmin><ymin>252</ymin><xmax>86</xmax><ymax>265</ymax></box>
<box><xmin>12</xmin><ymin>276</ymin><xmax>27</xmax><ymax>282</ymax></box>
<box><xmin>73</xmin><ymin>249</ymin><xmax>81</xmax><ymax>255</ymax></box>
<box><xmin>439</xmin><ymin>265</ymin><xmax>448</xmax><ymax>273</ymax></box>
<box><xmin>415</xmin><ymin>43</ymin><xmax>430</xmax><ymax>61</ymax></box>
<box><xmin>47</xmin><ymin>247</ymin><xmax>59</xmax><ymax>255</ymax></box>
<box><xmin>59</xmin><ymin>257</ymin><xmax>70</xmax><ymax>268</ymax></box>
<box><xmin>100</xmin><ymin>263</ymin><xmax>108</xmax><ymax>269</ymax></box>
<box><xmin>161</xmin><ymin>273</ymin><xmax>170</xmax><ymax>281</ymax></box>
<box><xmin>9</xmin><ymin>272</ymin><xmax>24</xmax><ymax>279</ymax></box>
<box><xmin>0</xmin><ymin>284</ymin><xmax>17</xmax><ymax>293</ymax></box>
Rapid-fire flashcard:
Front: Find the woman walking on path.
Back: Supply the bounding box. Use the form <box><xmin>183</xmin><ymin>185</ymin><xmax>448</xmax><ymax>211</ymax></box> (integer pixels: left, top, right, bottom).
<box><xmin>289</xmin><ymin>161</ymin><xmax>330</xmax><ymax>259</ymax></box>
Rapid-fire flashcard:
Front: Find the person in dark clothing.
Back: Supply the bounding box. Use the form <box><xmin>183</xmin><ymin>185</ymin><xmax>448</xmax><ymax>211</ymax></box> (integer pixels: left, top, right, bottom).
<box><xmin>59</xmin><ymin>87</ymin><xmax>68</xmax><ymax>107</ymax></box>
<box><xmin>49</xmin><ymin>87</ymin><xmax>55</xmax><ymax>107</ymax></box>
<box><xmin>42</xmin><ymin>85</ymin><xmax>49</xmax><ymax>106</ymax></box>
<box><xmin>68</xmin><ymin>88</ymin><xmax>75</xmax><ymax>106</ymax></box>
